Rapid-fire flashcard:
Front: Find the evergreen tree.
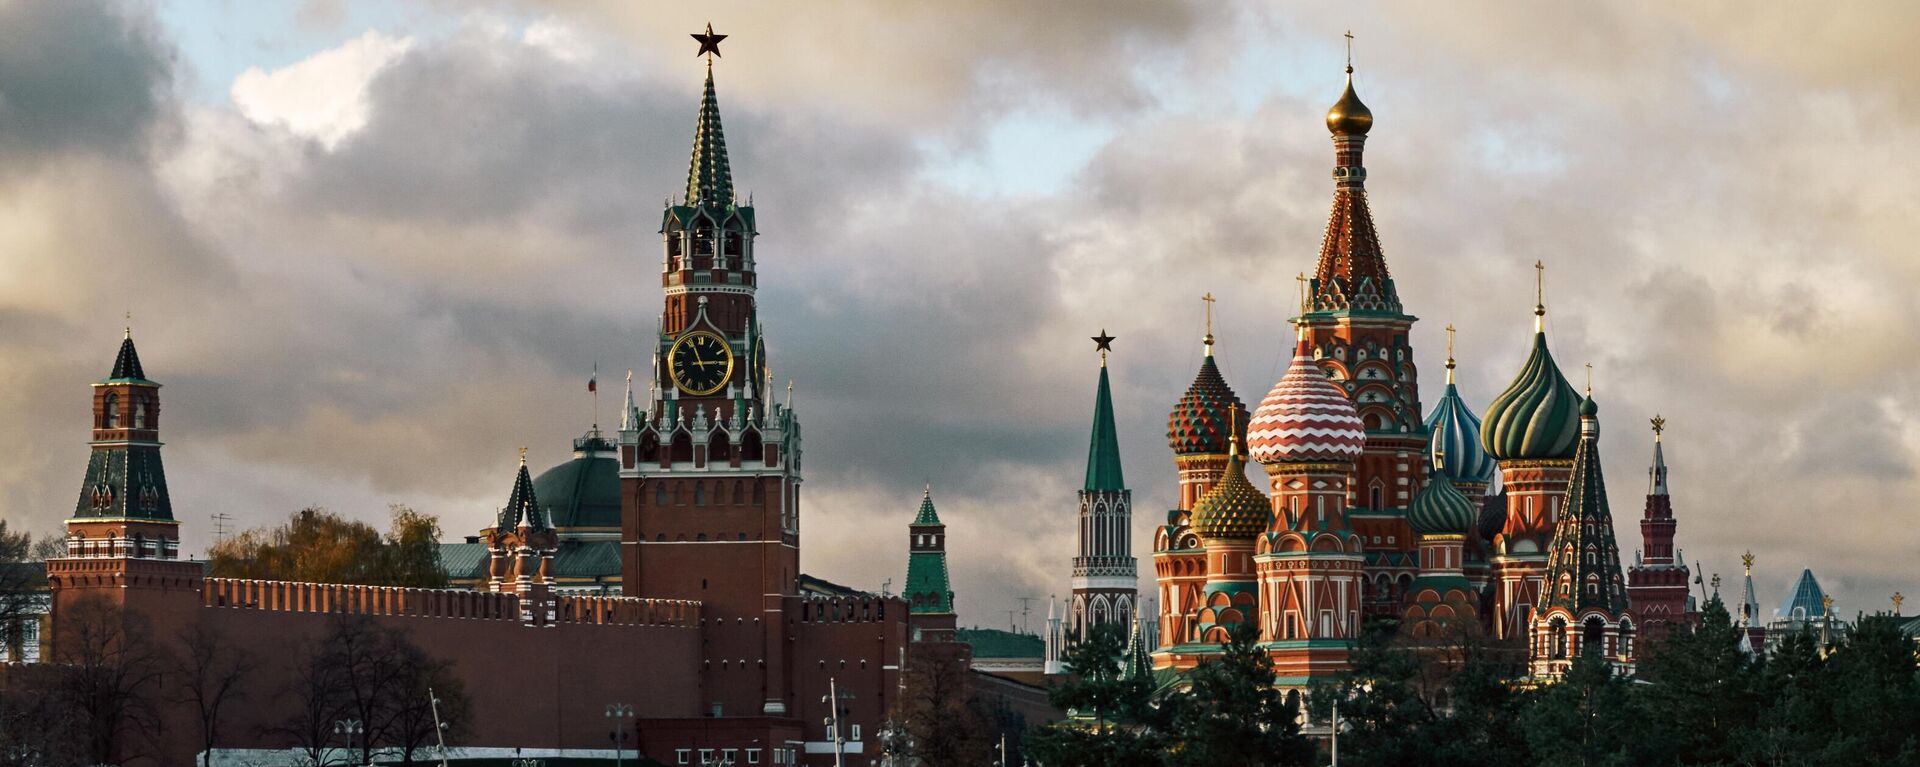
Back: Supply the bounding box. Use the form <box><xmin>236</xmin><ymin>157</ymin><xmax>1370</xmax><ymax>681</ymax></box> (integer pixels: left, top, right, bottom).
<box><xmin>1518</xmin><ymin>651</ymin><xmax>1635</xmax><ymax>767</ymax></box>
<box><xmin>1307</xmin><ymin>619</ymin><xmax>1436</xmax><ymax>767</ymax></box>
<box><xmin>1025</xmin><ymin>624</ymin><xmax>1162</xmax><ymax>767</ymax></box>
<box><xmin>1163</xmin><ymin>622</ymin><xmax>1313</xmax><ymax>767</ymax></box>
<box><xmin>1739</xmin><ymin>629</ymin><xmax>1833</xmax><ymax>766</ymax></box>
<box><xmin>1820</xmin><ymin>615</ymin><xmax>1920</xmax><ymax>765</ymax></box>
<box><xmin>1632</xmin><ymin>597</ymin><xmax>1757</xmax><ymax>763</ymax></box>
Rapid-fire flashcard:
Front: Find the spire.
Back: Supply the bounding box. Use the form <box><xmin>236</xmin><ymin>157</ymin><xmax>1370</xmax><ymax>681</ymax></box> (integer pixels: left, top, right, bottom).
<box><xmin>1085</xmin><ymin>335</ymin><xmax>1125</xmax><ymax>491</ymax></box>
<box><xmin>1168</xmin><ymin>297</ymin><xmax>1248</xmax><ymax>457</ymax></box>
<box><xmin>684</xmin><ymin>57</ymin><xmax>734</xmax><ymax>208</ymax></box>
<box><xmin>108</xmin><ymin>332</ymin><xmax>147</xmax><ymax>381</ymax></box>
<box><xmin>621</xmin><ymin>369</ymin><xmax>638</xmax><ymax>430</ymax></box>
<box><xmin>1648</xmin><ymin>415</ymin><xmax>1669</xmax><ymax>495</ymax></box>
<box><xmin>499</xmin><ymin>449</ymin><xmax>549</xmax><ymax>532</ymax></box>
<box><xmin>1311</xmin><ymin>45</ymin><xmax>1396</xmax><ymax>315</ymax></box>
<box><xmin>1740</xmin><ymin>551</ymin><xmax>1762</xmax><ymax>626</ymax></box>
<box><xmin>913</xmin><ymin>485</ymin><xmax>941</xmax><ymax>526</ymax></box>
<box><xmin>1540</xmin><ymin>393</ymin><xmax>1628</xmax><ymax>616</ymax></box>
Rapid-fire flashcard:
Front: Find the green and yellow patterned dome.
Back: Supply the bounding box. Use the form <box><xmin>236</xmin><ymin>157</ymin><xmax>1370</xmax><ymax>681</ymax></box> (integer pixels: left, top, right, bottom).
<box><xmin>1190</xmin><ymin>449</ymin><xmax>1271</xmax><ymax>541</ymax></box>
<box><xmin>1481</xmin><ymin>331</ymin><xmax>1582</xmax><ymax>461</ymax></box>
<box><xmin>1407</xmin><ymin>468</ymin><xmax>1478</xmax><ymax>537</ymax></box>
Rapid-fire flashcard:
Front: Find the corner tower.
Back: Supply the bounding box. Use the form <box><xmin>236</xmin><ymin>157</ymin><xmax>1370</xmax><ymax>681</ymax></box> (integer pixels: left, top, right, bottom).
<box><xmin>618</xmin><ymin>41</ymin><xmax>803</xmax><ymax>718</ymax></box>
<box><xmin>1071</xmin><ymin>332</ymin><xmax>1138</xmax><ymax>637</ymax></box>
<box><xmin>904</xmin><ymin>487</ymin><xmax>957</xmax><ymax>642</ymax></box>
<box><xmin>1528</xmin><ymin>394</ymin><xmax>1633</xmax><ymax>677</ymax></box>
<box><xmin>1298</xmin><ymin>58</ymin><xmax>1425</xmax><ymax>606</ymax></box>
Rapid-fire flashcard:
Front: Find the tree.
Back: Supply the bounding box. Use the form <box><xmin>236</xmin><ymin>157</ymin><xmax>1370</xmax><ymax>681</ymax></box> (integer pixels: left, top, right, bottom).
<box><xmin>1307</xmin><ymin>618</ymin><xmax>1439</xmax><ymax>767</ymax></box>
<box><xmin>208</xmin><ymin>505</ymin><xmax>448</xmax><ymax>587</ymax></box>
<box><xmin>1163</xmin><ymin>622</ymin><xmax>1313</xmax><ymax>767</ymax></box>
<box><xmin>0</xmin><ymin>663</ymin><xmax>84</xmax><ymax>766</ymax></box>
<box><xmin>326</xmin><ymin>616</ymin><xmax>408</xmax><ymax>766</ymax></box>
<box><xmin>1738</xmin><ymin>628</ymin><xmax>1832</xmax><ymax>766</ymax></box>
<box><xmin>53</xmin><ymin>596</ymin><xmax>172</xmax><ymax>765</ymax></box>
<box><xmin>1517</xmin><ymin>652</ymin><xmax>1636</xmax><ymax>767</ymax></box>
<box><xmin>898</xmin><ymin>650</ymin><xmax>997</xmax><ymax>766</ymax></box>
<box><xmin>1819</xmin><ymin>614</ymin><xmax>1920</xmax><ymax>764</ymax></box>
<box><xmin>1025</xmin><ymin>624</ymin><xmax>1163</xmax><ymax>767</ymax></box>
<box><xmin>272</xmin><ymin>638</ymin><xmax>349</xmax><ymax>767</ymax></box>
<box><xmin>1631</xmin><ymin>597</ymin><xmax>1757</xmax><ymax>763</ymax></box>
<box><xmin>387</xmin><ymin>641</ymin><xmax>469</xmax><ymax>766</ymax></box>
<box><xmin>0</xmin><ymin>519</ymin><xmax>44</xmax><ymax>649</ymax></box>
<box><xmin>175</xmin><ymin>623</ymin><xmax>257</xmax><ymax>767</ymax></box>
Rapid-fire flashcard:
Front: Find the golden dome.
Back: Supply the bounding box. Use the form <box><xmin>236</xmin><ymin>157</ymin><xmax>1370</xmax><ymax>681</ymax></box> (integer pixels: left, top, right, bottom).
<box><xmin>1189</xmin><ymin>453</ymin><xmax>1271</xmax><ymax>541</ymax></box>
<box><xmin>1325</xmin><ymin>68</ymin><xmax>1373</xmax><ymax>136</ymax></box>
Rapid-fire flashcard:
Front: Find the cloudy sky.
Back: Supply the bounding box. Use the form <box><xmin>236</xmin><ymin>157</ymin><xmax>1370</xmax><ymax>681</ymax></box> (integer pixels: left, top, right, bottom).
<box><xmin>3</xmin><ymin>0</ymin><xmax>1917</xmax><ymax>629</ymax></box>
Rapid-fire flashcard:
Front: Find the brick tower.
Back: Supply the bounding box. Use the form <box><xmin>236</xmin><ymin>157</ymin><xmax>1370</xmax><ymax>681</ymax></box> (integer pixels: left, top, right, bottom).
<box><xmin>48</xmin><ymin>332</ymin><xmax>204</xmax><ymax>626</ymax></box>
<box><xmin>1297</xmin><ymin>59</ymin><xmax>1425</xmax><ymax>612</ymax></box>
<box><xmin>1071</xmin><ymin>333</ymin><xmax>1137</xmax><ymax>637</ymax></box>
<box><xmin>903</xmin><ymin>487</ymin><xmax>957</xmax><ymax>643</ymax></box>
<box><xmin>1529</xmin><ymin>393</ymin><xmax>1633</xmax><ymax>677</ymax></box>
<box><xmin>1153</xmin><ymin>302</ymin><xmax>1247</xmax><ymax>659</ymax></box>
<box><xmin>1480</xmin><ymin>265</ymin><xmax>1582</xmax><ymax>640</ymax></box>
<box><xmin>484</xmin><ymin>451</ymin><xmax>560</xmax><ymax>626</ymax></box>
<box><xmin>1626</xmin><ymin>416</ymin><xmax>1692</xmax><ymax>642</ymax></box>
<box><xmin>1248</xmin><ymin>325</ymin><xmax>1369</xmax><ymax>683</ymax></box>
<box><xmin>617</xmin><ymin>53</ymin><xmax>804</xmax><ymax>717</ymax></box>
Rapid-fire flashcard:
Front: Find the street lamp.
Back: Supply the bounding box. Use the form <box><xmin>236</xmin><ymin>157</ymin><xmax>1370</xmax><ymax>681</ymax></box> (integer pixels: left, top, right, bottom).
<box><xmin>334</xmin><ymin>719</ymin><xmax>364</xmax><ymax>766</ymax></box>
<box><xmin>607</xmin><ymin>702</ymin><xmax>635</xmax><ymax>767</ymax></box>
<box><xmin>821</xmin><ymin>678</ymin><xmax>854</xmax><ymax>767</ymax></box>
<box><xmin>429</xmin><ymin>687</ymin><xmax>452</xmax><ymax>767</ymax></box>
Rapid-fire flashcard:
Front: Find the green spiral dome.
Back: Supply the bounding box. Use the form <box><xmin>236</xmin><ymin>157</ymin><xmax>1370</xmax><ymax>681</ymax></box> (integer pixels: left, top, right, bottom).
<box><xmin>1481</xmin><ymin>332</ymin><xmax>1582</xmax><ymax>461</ymax></box>
<box><xmin>1407</xmin><ymin>473</ymin><xmax>1478</xmax><ymax>537</ymax></box>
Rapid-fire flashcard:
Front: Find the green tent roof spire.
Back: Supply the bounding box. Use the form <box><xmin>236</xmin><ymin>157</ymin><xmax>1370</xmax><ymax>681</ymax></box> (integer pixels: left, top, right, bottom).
<box><xmin>913</xmin><ymin>485</ymin><xmax>941</xmax><ymax>525</ymax></box>
<box><xmin>1085</xmin><ymin>363</ymin><xmax>1126</xmax><ymax>492</ymax></box>
<box><xmin>684</xmin><ymin>62</ymin><xmax>734</xmax><ymax>208</ymax></box>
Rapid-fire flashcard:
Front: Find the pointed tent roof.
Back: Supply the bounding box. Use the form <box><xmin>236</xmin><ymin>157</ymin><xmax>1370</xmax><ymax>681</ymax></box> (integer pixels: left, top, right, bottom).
<box><xmin>1741</xmin><ymin>567</ymin><xmax>1763</xmax><ymax>626</ymax></box>
<box><xmin>685</xmin><ymin>64</ymin><xmax>733</xmax><ymax>208</ymax></box>
<box><xmin>1779</xmin><ymin>569</ymin><xmax>1828</xmax><ymax>620</ymax></box>
<box><xmin>913</xmin><ymin>486</ymin><xmax>941</xmax><ymax>526</ymax></box>
<box><xmin>1540</xmin><ymin>396</ymin><xmax>1629</xmax><ymax>616</ymax></box>
<box><xmin>498</xmin><ymin>455</ymin><xmax>550</xmax><ymax>532</ymax></box>
<box><xmin>1085</xmin><ymin>365</ymin><xmax>1126</xmax><ymax>492</ymax></box>
<box><xmin>1309</xmin><ymin>67</ymin><xmax>1400</xmax><ymax>315</ymax></box>
<box><xmin>105</xmin><ymin>332</ymin><xmax>154</xmax><ymax>383</ymax></box>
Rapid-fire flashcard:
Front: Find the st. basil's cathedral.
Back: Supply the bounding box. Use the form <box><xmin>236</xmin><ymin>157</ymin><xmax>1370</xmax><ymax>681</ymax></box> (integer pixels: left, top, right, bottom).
<box><xmin>1048</xmin><ymin>60</ymin><xmax>1700</xmax><ymax>685</ymax></box>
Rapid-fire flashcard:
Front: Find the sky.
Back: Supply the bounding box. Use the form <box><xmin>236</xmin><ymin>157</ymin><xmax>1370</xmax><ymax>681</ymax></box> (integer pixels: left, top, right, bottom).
<box><xmin>3</xmin><ymin>0</ymin><xmax>1919</xmax><ymax>632</ymax></box>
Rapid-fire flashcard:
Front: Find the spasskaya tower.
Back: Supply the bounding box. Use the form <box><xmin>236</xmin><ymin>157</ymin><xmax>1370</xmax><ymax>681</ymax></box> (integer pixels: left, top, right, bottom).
<box><xmin>618</xmin><ymin>29</ymin><xmax>802</xmax><ymax>717</ymax></box>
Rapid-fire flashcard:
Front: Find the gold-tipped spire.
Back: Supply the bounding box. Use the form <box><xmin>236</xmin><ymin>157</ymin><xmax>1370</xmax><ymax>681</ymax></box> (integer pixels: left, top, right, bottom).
<box><xmin>519</xmin><ymin>446</ymin><xmax>528</xmax><ymax>465</ymax></box>
<box><xmin>1444</xmin><ymin>323</ymin><xmax>1456</xmax><ymax>385</ymax></box>
<box><xmin>1651</xmin><ymin>414</ymin><xmax>1666</xmax><ymax>442</ymax></box>
<box><xmin>1326</xmin><ymin>31</ymin><xmax>1373</xmax><ymax>136</ymax></box>
<box><xmin>1741</xmin><ymin>550</ymin><xmax>1754</xmax><ymax>575</ymax></box>
<box><xmin>1226</xmin><ymin>403</ymin><xmax>1243</xmax><ymax>458</ymax></box>
<box><xmin>1533</xmin><ymin>260</ymin><xmax>1546</xmax><ymax>332</ymax></box>
<box><xmin>1201</xmin><ymin>292</ymin><xmax>1216</xmax><ymax>355</ymax></box>
<box><xmin>1895</xmin><ymin>591</ymin><xmax>1905</xmax><ymax>615</ymax></box>
<box><xmin>1585</xmin><ymin>362</ymin><xmax>1594</xmax><ymax>396</ymax></box>
<box><xmin>1092</xmin><ymin>329</ymin><xmax>1116</xmax><ymax>367</ymax></box>
<box><xmin>1294</xmin><ymin>273</ymin><xmax>1310</xmax><ymax>343</ymax></box>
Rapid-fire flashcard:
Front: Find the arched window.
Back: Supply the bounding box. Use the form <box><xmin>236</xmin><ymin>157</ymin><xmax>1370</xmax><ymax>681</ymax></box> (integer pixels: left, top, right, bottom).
<box><xmin>670</xmin><ymin>431</ymin><xmax>694</xmax><ymax>463</ymax></box>
<box><xmin>709</xmin><ymin>431</ymin><xmax>732</xmax><ymax>463</ymax></box>
<box><xmin>640</xmin><ymin>432</ymin><xmax>661</xmax><ymax>463</ymax></box>
<box><xmin>655</xmin><ymin>484</ymin><xmax>668</xmax><ymax>506</ymax></box>
<box><xmin>1582</xmin><ymin>617</ymin><xmax>1606</xmax><ymax>655</ymax></box>
<box><xmin>739</xmin><ymin>430</ymin><xmax>764</xmax><ymax>462</ymax></box>
<box><xmin>1551</xmin><ymin>617</ymin><xmax>1568</xmax><ymax>658</ymax></box>
<box><xmin>753</xmin><ymin>482</ymin><xmax>765</xmax><ymax>504</ymax></box>
<box><xmin>733</xmin><ymin>480</ymin><xmax>745</xmax><ymax>505</ymax></box>
<box><xmin>133</xmin><ymin>399</ymin><xmax>147</xmax><ymax>429</ymax></box>
<box><xmin>1370</xmin><ymin>483</ymin><xmax>1384</xmax><ymax>511</ymax></box>
<box><xmin>694</xmin><ymin>483</ymin><xmax>706</xmax><ymax>506</ymax></box>
<box><xmin>1618</xmin><ymin>621</ymin><xmax>1635</xmax><ymax>658</ymax></box>
<box><xmin>103</xmin><ymin>393</ymin><xmax>120</xmax><ymax>429</ymax></box>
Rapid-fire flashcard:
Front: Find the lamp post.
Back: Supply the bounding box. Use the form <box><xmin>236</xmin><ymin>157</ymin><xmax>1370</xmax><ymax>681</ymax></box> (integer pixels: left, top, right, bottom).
<box><xmin>607</xmin><ymin>702</ymin><xmax>635</xmax><ymax>767</ymax></box>
<box><xmin>429</xmin><ymin>687</ymin><xmax>451</xmax><ymax>767</ymax></box>
<box><xmin>335</xmin><ymin>719</ymin><xmax>364</xmax><ymax>766</ymax></box>
<box><xmin>821</xmin><ymin>678</ymin><xmax>853</xmax><ymax>767</ymax></box>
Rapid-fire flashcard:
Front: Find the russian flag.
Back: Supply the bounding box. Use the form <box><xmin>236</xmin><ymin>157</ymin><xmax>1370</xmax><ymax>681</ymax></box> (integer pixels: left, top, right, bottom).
<box><xmin>588</xmin><ymin>363</ymin><xmax>598</xmax><ymax>393</ymax></box>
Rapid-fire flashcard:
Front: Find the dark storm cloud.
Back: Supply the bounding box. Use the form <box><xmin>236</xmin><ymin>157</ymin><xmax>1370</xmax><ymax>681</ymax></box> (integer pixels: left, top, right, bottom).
<box><xmin>0</xmin><ymin>0</ymin><xmax>174</xmax><ymax>170</ymax></box>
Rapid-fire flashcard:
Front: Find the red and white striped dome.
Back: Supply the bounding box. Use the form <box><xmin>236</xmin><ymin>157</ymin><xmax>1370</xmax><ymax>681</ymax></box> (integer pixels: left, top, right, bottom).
<box><xmin>1247</xmin><ymin>346</ymin><xmax>1366</xmax><ymax>465</ymax></box>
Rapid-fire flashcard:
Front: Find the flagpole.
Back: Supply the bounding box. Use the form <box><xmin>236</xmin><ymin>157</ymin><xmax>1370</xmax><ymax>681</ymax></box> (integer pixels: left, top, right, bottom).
<box><xmin>591</xmin><ymin>361</ymin><xmax>600</xmax><ymax>432</ymax></box>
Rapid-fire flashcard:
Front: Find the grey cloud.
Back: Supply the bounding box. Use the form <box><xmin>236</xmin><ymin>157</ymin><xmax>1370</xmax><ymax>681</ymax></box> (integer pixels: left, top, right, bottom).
<box><xmin>0</xmin><ymin>0</ymin><xmax>174</xmax><ymax>172</ymax></box>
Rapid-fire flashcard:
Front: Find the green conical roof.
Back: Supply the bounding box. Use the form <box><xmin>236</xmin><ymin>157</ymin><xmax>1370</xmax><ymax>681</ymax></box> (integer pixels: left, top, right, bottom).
<box><xmin>1540</xmin><ymin>399</ymin><xmax>1628</xmax><ymax>616</ymax></box>
<box><xmin>1482</xmin><ymin>331</ymin><xmax>1581</xmax><ymax>460</ymax></box>
<box><xmin>685</xmin><ymin>64</ymin><xmax>733</xmax><ymax>208</ymax></box>
<box><xmin>912</xmin><ymin>487</ymin><xmax>941</xmax><ymax>526</ymax></box>
<box><xmin>1085</xmin><ymin>366</ymin><xmax>1126</xmax><ymax>491</ymax></box>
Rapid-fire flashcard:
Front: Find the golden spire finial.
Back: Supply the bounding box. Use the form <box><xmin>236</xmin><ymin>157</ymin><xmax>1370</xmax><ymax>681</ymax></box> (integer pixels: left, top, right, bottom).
<box><xmin>1585</xmin><ymin>362</ymin><xmax>1593</xmax><ymax>396</ymax></box>
<box><xmin>1294</xmin><ymin>273</ymin><xmax>1310</xmax><ymax>342</ymax></box>
<box><xmin>1344</xmin><ymin>30</ymin><xmax>1354</xmax><ymax>74</ymax></box>
<box><xmin>1444</xmin><ymin>323</ymin><xmax>1456</xmax><ymax>384</ymax></box>
<box><xmin>1822</xmin><ymin>594</ymin><xmax>1834</xmax><ymax>616</ymax></box>
<box><xmin>1226</xmin><ymin>403</ymin><xmax>1242</xmax><ymax>459</ymax></box>
<box><xmin>124</xmin><ymin>311</ymin><xmax>132</xmax><ymax>339</ymax></box>
<box><xmin>1895</xmin><ymin>592</ymin><xmax>1905</xmax><ymax>615</ymax></box>
<box><xmin>1201</xmin><ymin>292</ymin><xmax>1216</xmax><ymax>354</ymax></box>
<box><xmin>1651</xmin><ymin>414</ymin><xmax>1666</xmax><ymax>441</ymax></box>
<box><xmin>519</xmin><ymin>446</ymin><xmax>528</xmax><ymax>465</ymax></box>
<box><xmin>1741</xmin><ymin>550</ymin><xmax>1754</xmax><ymax>575</ymax></box>
<box><xmin>1533</xmin><ymin>260</ymin><xmax>1546</xmax><ymax>332</ymax></box>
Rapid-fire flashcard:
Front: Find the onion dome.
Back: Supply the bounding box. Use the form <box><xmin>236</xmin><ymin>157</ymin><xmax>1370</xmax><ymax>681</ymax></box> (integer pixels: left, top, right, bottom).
<box><xmin>1248</xmin><ymin>341</ymin><xmax>1366</xmax><ymax>465</ymax></box>
<box><xmin>531</xmin><ymin>430</ymin><xmax>621</xmax><ymax>530</ymax></box>
<box><xmin>1407</xmin><ymin>463</ymin><xmax>1477</xmax><ymax>537</ymax></box>
<box><xmin>1481</xmin><ymin>330</ymin><xmax>1581</xmax><ymax>461</ymax></box>
<box><xmin>1190</xmin><ymin>433</ymin><xmax>1271</xmax><ymax>541</ymax></box>
<box><xmin>1167</xmin><ymin>343</ymin><xmax>1248</xmax><ymax>457</ymax></box>
<box><xmin>1326</xmin><ymin>67</ymin><xmax>1373</xmax><ymax>136</ymax></box>
<box><xmin>1424</xmin><ymin>353</ymin><xmax>1497</xmax><ymax>484</ymax></box>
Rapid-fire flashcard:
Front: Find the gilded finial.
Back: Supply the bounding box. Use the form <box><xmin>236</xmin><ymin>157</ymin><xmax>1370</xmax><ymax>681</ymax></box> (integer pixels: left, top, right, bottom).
<box><xmin>1444</xmin><ymin>323</ymin><xmax>1456</xmax><ymax>384</ymax></box>
<box><xmin>1533</xmin><ymin>260</ymin><xmax>1546</xmax><ymax>331</ymax></box>
<box><xmin>1894</xmin><ymin>592</ymin><xmax>1904</xmax><ymax>615</ymax></box>
<box><xmin>124</xmin><ymin>311</ymin><xmax>132</xmax><ymax>339</ymax></box>
<box><xmin>1822</xmin><ymin>594</ymin><xmax>1834</xmax><ymax>616</ymax></box>
<box><xmin>1226</xmin><ymin>403</ymin><xmax>1242</xmax><ymax>458</ymax></box>
<box><xmin>1711</xmin><ymin>573</ymin><xmax>1722</xmax><ymax>594</ymax></box>
<box><xmin>1091</xmin><ymin>329</ymin><xmax>1116</xmax><ymax>367</ymax></box>
<box><xmin>1294</xmin><ymin>273</ymin><xmax>1310</xmax><ymax>342</ymax></box>
<box><xmin>1585</xmin><ymin>362</ymin><xmax>1593</xmax><ymax>396</ymax></box>
<box><xmin>1344</xmin><ymin>30</ymin><xmax>1354</xmax><ymax>73</ymax></box>
<box><xmin>1741</xmin><ymin>550</ymin><xmax>1754</xmax><ymax>575</ymax></box>
<box><xmin>1651</xmin><ymin>415</ymin><xmax>1666</xmax><ymax>441</ymax></box>
<box><xmin>518</xmin><ymin>446</ymin><xmax>528</xmax><ymax>465</ymax></box>
<box><xmin>691</xmin><ymin>23</ymin><xmax>726</xmax><ymax>62</ymax></box>
<box><xmin>1201</xmin><ymin>293</ymin><xmax>1216</xmax><ymax>354</ymax></box>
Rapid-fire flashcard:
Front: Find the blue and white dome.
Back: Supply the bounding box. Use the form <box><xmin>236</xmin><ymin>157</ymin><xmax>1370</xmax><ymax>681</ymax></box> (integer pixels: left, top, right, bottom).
<box><xmin>1425</xmin><ymin>377</ymin><xmax>1497</xmax><ymax>485</ymax></box>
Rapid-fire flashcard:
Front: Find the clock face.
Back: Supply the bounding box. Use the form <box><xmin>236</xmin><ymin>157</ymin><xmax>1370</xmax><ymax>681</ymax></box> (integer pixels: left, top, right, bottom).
<box><xmin>668</xmin><ymin>330</ymin><xmax>734</xmax><ymax>395</ymax></box>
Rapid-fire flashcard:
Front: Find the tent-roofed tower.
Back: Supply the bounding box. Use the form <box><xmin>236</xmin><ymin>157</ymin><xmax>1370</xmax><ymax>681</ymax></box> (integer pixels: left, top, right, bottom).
<box><xmin>1072</xmin><ymin>331</ymin><xmax>1137</xmax><ymax>638</ymax></box>
<box><xmin>1528</xmin><ymin>394</ymin><xmax>1634</xmax><ymax>677</ymax></box>
<box><xmin>1296</xmin><ymin>51</ymin><xmax>1426</xmax><ymax>611</ymax></box>
<box><xmin>1154</xmin><ymin>297</ymin><xmax>1247</xmax><ymax>663</ymax></box>
<box><xmin>484</xmin><ymin>450</ymin><xmax>560</xmax><ymax>625</ymax></box>
<box><xmin>1481</xmin><ymin>263</ymin><xmax>1583</xmax><ymax>639</ymax></box>
<box><xmin>1627</xmin><ymin>416</ymin><xmax>1693</xmax><ymax>642</ymax></box>
<box><xmin>904</xmin><ymin>486</ymin><xmax>958</xmax><ymax>643</ymax></box>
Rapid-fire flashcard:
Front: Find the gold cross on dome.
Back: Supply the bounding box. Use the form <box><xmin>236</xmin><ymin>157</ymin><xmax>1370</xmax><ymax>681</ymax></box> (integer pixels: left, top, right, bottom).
<box><xmin>1201</xmin><ymin>293</ymin><xmax>1216</xmax><ymax>336</ymax></box>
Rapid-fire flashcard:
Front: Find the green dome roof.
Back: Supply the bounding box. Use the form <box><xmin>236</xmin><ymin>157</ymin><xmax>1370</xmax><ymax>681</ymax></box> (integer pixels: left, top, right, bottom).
<box><xmin>1190</xmin><ymin>453</ymin><xmax>1271</xmax><ymax>541</ymax></box>
<box><xmin>1481</xmin><ymin>332</ymin><xmax>1581</xmax><ymax>461</ymax></box>
<box><xmin>1407</xmin><ymin>473</ymin><xmax>1477</xmax><ymax>537</ymax></box>
<box><xmin>531</xmin><ymin>431</ymin><xmax>621</xmax><ymax>530</ymax></box>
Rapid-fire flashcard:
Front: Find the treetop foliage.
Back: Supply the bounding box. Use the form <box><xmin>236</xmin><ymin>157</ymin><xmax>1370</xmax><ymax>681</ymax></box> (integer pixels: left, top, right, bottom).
<box><xmin>207</xmin><ymin>505</ymin><xmax>449</xmax><ymax>588</ymax></box>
